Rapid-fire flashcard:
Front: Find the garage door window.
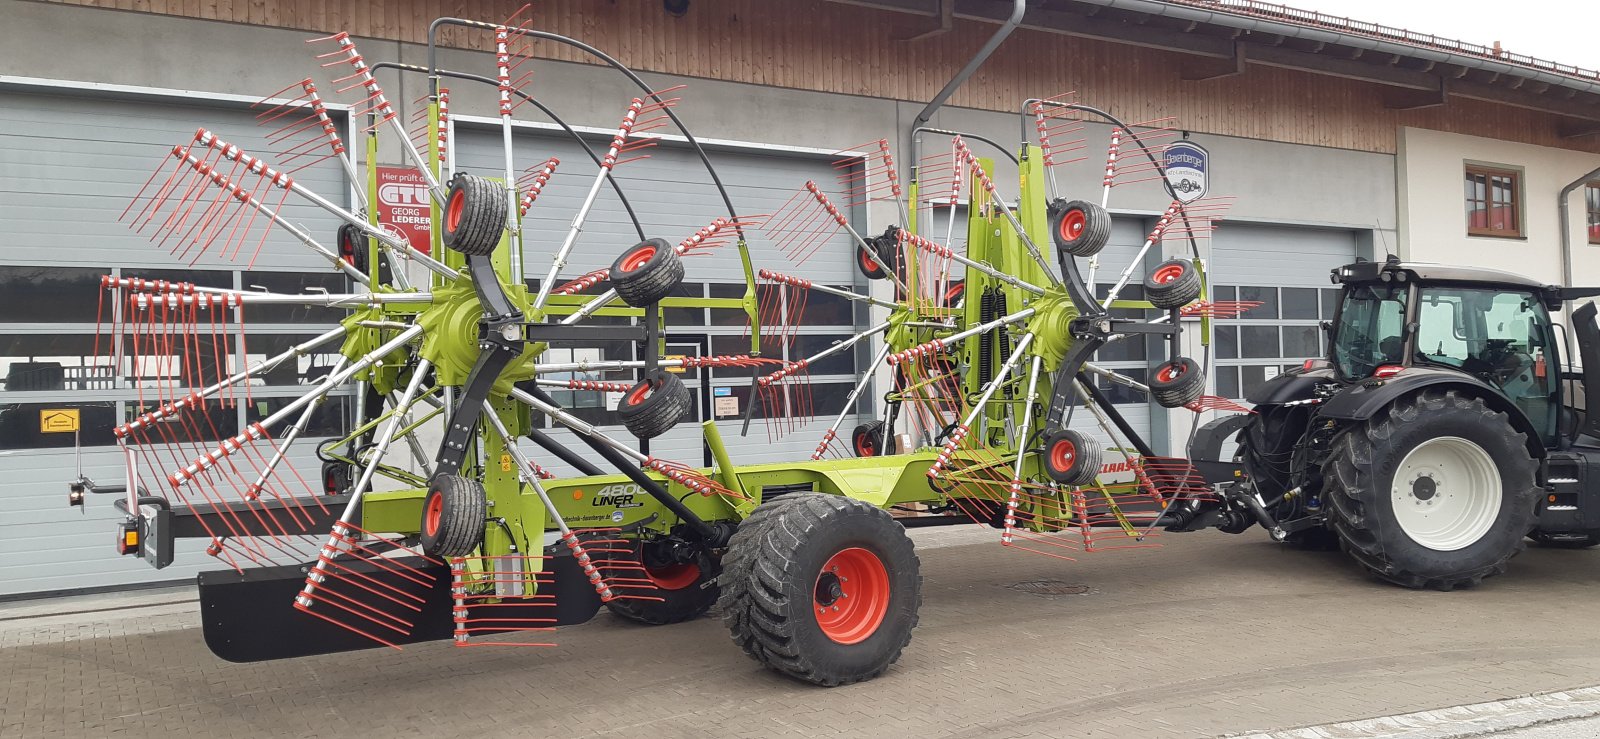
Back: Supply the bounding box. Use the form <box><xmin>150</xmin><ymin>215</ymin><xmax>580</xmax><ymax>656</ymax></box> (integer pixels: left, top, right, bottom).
<box><xmin>1213</xmin><ymin>284</ymin><xmax>1341</xmax><ymax>399</ymax></box>
<box><xmin>1587</xmin><ymin>182</ymin><xmax>1600</xmax><ymax>245</ymax></box>
<box><xmin>0</xmin><ymin>264</ymin><xmax>358</xmax><ymax>450</ymax></box>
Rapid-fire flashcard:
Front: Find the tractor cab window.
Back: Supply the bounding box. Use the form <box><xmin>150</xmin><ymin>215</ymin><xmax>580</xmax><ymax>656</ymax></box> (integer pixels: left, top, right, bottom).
<box><xmin>1416</xmin><ymin>287</ymin><xmax>1557</xmax><ymax>440</ymax></box>
<box><xmin>1332</xmin><ymin>283</ymin><xmax>1408</xmax><ymax>379</ymax></box>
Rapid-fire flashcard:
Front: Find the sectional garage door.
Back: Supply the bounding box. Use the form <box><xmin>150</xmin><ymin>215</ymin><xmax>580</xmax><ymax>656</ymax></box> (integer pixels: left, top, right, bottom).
<box><xmin>1208</xmin><ymin>223</ymin><xmax>1360</xmax><ymax>403</ymax></box>
<box><xmin>0</xmin><ymin>85</ymin><xmax>352</xmax><ymax>596</ymax></box>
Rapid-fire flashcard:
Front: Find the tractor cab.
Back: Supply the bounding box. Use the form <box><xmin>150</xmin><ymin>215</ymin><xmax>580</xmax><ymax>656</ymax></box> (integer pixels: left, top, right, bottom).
<box><xmin>1327</xmin><ymin>259</ymin><xmax>1566</xmax><ymax>447</ymax></box>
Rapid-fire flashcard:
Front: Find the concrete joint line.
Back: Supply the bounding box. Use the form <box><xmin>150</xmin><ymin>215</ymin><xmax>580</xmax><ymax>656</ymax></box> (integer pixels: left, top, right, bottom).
<box><xmin>1229</xmin><ymin>685</ymin><xmax>1600</xmax><ymax>738</ymax></box>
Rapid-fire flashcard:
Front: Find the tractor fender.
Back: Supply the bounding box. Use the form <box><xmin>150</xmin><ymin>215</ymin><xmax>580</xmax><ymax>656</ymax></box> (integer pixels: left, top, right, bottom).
<box><xmin>1246</xmin><ymin>367</ymin><xmax>1335</xmax><ymax>406</ymax></box>
<box><xmin>1317</xmin><ymin>368</ymin><xmax>1546</xmax><ymax>459</ymax></box>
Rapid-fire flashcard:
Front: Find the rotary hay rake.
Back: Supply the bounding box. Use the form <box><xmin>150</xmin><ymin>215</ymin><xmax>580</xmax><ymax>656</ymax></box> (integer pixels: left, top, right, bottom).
<box><xmin>67</xmin><ymin>10</ymin><xmax>1271</xmax><ymax>687</ymax></box>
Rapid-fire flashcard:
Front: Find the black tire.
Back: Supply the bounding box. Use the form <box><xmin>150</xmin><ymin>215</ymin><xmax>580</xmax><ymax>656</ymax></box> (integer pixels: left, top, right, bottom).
<box><xmin>718</xmin><ymin>493</ymin><xmax>921</xmax><ymax>686</ymax></box>
<box><xmin>441</xmin><ymin>174</ymin><xmax>507</xmax><ymax>257</ymax></box>
<box><xmin>1144</xmin><ymin>258</ymin><xmax>1203</xmax><ymax>310</ymax></box>
<box><xmin>609</xmin><ymin>238</ymin><xmax>685</xmax><ymax>307</ymax></box>
<box><xmin>606</xmin><ymin>545</ymin><xmax>722</xmax><ymax>625</ymax></box>
<box><xmin>1527</xmin><ymin>532</ymin><xmax>1600</xmax><ymax>549</ymax></box>
<box><xmin>1048</xmin><ymin>199</ymin><xmax>1112</xmax><ymax>258</ymax></box>
<box><xmin>336</xmin><ymin>223</ymin><xmax>367</xmax><ymax>272</ymax></box>
<box><xmin>1323</xmin><ymin>389</ymin><xmax>1539</xmax><ymax>590</ymax></box>
<box><xmin>618</xmin><ymin>369</ymin><xmax>691</xmax><ymax>439</ymax></box>
<box><xmin>419</xmin><ymin>474</ymin><xmax>486</xmax><ymax>558</ymax></box>
<box><xmin>852</xmin><ymin>420</ymin><xmax>887</xmax><ymax>457</ymax></box>
<box><xmin>319</xmin><ymin>460</ymin><xmax>351</xmax><ymax>496</ymax></box>
<box><xmin>1150</xmin><ymin>357</ymin><xmax>1204</xmax><ymax>408</ymax></box>
<box><xmin>1041</xmin><ymin>428</ymin><xmax>1101</xmax><ymax>486</ymax></box>
<box><xmin>855</xmin><ymin>228</ymin><xmax>898</xmax><ymax>281</ymax></box>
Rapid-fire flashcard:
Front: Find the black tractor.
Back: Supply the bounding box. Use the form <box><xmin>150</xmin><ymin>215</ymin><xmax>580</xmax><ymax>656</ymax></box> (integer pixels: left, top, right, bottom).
<box><xmin>1184</xmin><ymin>257</ymin><xmax>1600</xmax><ymax>590</ymax></box>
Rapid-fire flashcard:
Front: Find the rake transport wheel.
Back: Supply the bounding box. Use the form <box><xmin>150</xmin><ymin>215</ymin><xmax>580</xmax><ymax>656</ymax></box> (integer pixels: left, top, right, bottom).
<box><xmin>1048</xmin><ymin>198</ymin><xmax>1112</xmax><ymax>257</ymax></box>
<box><xmin>719</xmin><ymin>493</ymin><xmax>921</xmax><ymax>686</ymax></box>
<box><xmin>618</xmin><ymin>368</ymin><xmax>692</xmax><ymax>439</ymax></box>
<box><xmin>1144</xmin><ymin>258</ymin><xmax>1203</xmax><ymax>310</ymax></box>
<box><xmin>852</xmin><ymin>420</ymin><xmax>887</xmax><ymax>457</ymax></box>
<box><xmin>1042</xmin><ymin>428</ymin><xmax>1102</xmax><ymax>486</ymax></box>
<box><xmin>610</xmin><ymin>237</ymin><xmax>686</xmax><ymax>308</ymax></box>
<box><xmin>441</xmin><ymin>174</ymin><xmax>508</xmax><ymax>257</ymax></box>
<box><xmin>419</xmin><ymin>474</ymin><xmax>487</xmax><ymax>558</ymax></box>
<box><xmin>607</xmin><ymin>547</ymin><xmax>722</xmax><ymax>625</ymax></box>
<box><xmin>1150</xmin><ymin>357</ymin><xmax>1205</xmax><ymax>408</ymax></box>
<box><xmin>1324</xmin><ymin>390</ymin><xmax>1539</xmax><ymax>590</ymax></box>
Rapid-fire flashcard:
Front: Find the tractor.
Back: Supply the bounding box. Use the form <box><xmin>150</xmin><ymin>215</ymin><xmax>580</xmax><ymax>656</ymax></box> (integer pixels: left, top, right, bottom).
<box><xmin>1183</xmin><ymin>256</ymin><xmax>1600</xmax><ymax>590</ymax></box>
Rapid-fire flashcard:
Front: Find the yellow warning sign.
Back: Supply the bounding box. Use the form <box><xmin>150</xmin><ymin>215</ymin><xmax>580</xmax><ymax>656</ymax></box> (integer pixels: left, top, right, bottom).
<box><xmin>40</xmin><ymin>409</ymin><xmax>80</xmax><ymax>434</ymax></box>
<box><xmin>664</xmin><ymin>355</ymin><xmax>686</xmax><ymax>373</ymax></box>
<box><xmin>500</xmin><ymin>454</ymin><xmax>513</xmax><ymax>472</ymax></box>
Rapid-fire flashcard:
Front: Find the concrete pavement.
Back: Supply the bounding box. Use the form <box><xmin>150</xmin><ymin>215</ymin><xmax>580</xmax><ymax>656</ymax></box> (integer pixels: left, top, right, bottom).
<box><xmin>4</xmin><ymin>527</ymin><xmax>1600</xmax><ymax>738</ymax></box>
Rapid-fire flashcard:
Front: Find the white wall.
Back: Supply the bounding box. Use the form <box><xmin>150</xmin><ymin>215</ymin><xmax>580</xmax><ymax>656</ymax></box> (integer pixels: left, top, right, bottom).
<box><xmin>1397</xmin><ymin>127</ymin><xmax>1600</xmax><ymax>285</ymax></box>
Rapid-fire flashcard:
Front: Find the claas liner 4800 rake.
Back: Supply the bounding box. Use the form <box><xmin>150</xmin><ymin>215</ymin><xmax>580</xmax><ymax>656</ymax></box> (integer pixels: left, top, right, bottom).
<box><xmin>67</xmin><ymin>10</ymin><xmax>1269</xmax><ymax>687</ymax></box>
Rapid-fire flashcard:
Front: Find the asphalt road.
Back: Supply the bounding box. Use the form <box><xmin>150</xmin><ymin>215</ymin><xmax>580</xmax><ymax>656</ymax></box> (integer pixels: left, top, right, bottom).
<box><xmin>5</xmin><ymin>527</ymin><xmax>1600</xmax><ymax>738</ymax></box>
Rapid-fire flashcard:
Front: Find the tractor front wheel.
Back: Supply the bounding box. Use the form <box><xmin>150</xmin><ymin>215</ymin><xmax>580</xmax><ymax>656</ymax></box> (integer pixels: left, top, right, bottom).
<box><xmin>718</xmin><ymin>493</ymin><xmax>921</xmax><ymax>686</ymax></box>
<box><xmin>1323</xmin><ymin>390</ymin><xmax>1538</xmax><ymax>590</ymax></box>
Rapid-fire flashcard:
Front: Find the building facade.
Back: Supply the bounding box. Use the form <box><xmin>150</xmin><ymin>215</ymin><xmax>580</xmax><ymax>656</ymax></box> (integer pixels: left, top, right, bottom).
<box><xmin>1</xmin><ymin>0</ymin><xmax>1597</xmax><ymax>596</ymax></box>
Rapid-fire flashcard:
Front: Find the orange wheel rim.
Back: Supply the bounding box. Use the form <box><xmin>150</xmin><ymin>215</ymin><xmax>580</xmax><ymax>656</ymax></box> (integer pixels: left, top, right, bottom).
<box><xmin>644</xmin><ymin>562</ymin><xmax>700</xmax><ymax>591</ymax></box>
<box><xmin>1152</xmin><ymin>264</ymin><xmax>1184</xmax><ymax>284</ymax></box>
<box><xmin>814</xmin><ymin>547</ymin><xmax>890</xmax><ymax>644</ymax></box>
<box><xmin>621</xmin><ymin>245</ymin><xmax>657</xmax><ymax>273</ymax></box>
<box><xmin>856</xmin><ymin>433</ymin><xmax>876</xmax><ymax>456</ymax></box>
<box><xmin>860</xmin><ymin>248</ymin><xmax>878</xmax><ymax>272</ymax></box>
<box><xmin>1059</xmin><ymin>208</ymin><xmax>1087</xmax><ymax>241</ymax></box>
<box><xmin>1158</xmin><ymin>363</ymin><xmax>1184</xmax><ymax>382</ymax></box>
<box><xmin>424</xmin><ymin>492</ymin><xmax>444</xmax><ymax>536</ymax></box>
<box><xmin>446</xmin><ymin>190</ymin><xmax>465</xmax><ymax>231</ymax></box>
<box><xmin>1050</xmin><ymin>439</ymin><xmax>1076</xmax><ymax>472</ymax></box>
<box><xmin>627</xmin><ymin>380</ymin><xmax>654</xmax><ymax>406</ymax></box>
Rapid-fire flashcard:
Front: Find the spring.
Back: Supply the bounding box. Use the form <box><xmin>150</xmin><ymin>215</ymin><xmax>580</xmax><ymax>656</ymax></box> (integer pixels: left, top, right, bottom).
<box><xmin>993</xmin><ymin>291</ymin><xmax>1013</xmax><ymax>398</ymax></box>
<box><xmin>977</xmin><ymin>288</ymin><xmax>997</xmax><ymax>388</ymax></box>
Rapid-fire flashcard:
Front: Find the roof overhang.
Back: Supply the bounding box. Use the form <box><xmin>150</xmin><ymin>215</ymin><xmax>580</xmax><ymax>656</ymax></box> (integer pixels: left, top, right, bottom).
<box><xmin>829</xmin><ymin>0</ymin><xmax>1600</xmax><ymax>138</ymax></box>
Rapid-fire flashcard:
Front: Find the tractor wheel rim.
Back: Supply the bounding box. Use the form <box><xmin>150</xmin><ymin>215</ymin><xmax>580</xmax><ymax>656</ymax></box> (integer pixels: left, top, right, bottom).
<box><xmin>621</xmin><ymin>245</ymin><xmax>656</xmax><ymax>273</ymax></box>
<box><xmin>424</xmin><ymin>493</ymin><xmax>444</xmax><ymax>537</ymax></box>
<box><xmin>644</xmin><ymin>562</ymin><xmax>700</xmax><ymax>591</ymax></box>
<box><xmin>1158</xmin><ymin>363</ymin><xmax>1184</xmax><ymax>382</ymax></box>
<box><xmin>446</xmin><ymin>190</ymin><xmax>465</xmax><ymax>231</ymax></box>
<box><xmin>1050</xmin><ymin>439</ymin><xmax>1076</xmax><ymax>472</ymax></box>
<box><xmin>1153</xmin><ymin>264</ymin><xmax>1184</xmax><ymax>284</ymax></box>
<box><xmin>1390</xmin><ymin>436</ymin><xmax>1502</xmax><ymax>551</ymax></box>
<box><xmin>814</xmin><ymin>547</ymin><xmax>890</xmax><ymax>645</ymax></box>
<box><xmin>1060</xmin><ymin>209</ymin><xmax>1087</xmax><ymax>240</ymax></box>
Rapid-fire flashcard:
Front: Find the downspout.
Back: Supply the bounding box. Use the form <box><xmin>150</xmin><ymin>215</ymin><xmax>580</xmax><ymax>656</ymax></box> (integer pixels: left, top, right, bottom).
<box><xmin>908</xmin><ymin>0</ymin><xmax>1026</xmax><ymax>168</ymax></box>
<box><xmin>1559</xmin><ymin>165</ymin><xmax>1600</xmax><ymax>290</ymax></box>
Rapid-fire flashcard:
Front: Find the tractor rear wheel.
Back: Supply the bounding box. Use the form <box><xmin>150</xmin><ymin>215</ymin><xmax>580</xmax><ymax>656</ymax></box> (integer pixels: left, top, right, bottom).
<box><xmin>718</xmin><ymin>493</ymin><xmax>920</xmax><ymax>686</ymax></box>
<box><xmin>1323</xmin><ymin>389</ymin><xmax>1538</xmax><ymax>590</ymax></box>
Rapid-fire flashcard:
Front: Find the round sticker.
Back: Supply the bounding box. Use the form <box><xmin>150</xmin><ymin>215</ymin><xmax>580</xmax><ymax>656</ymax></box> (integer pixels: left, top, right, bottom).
<box><xmin>610</xmin><ymin>510</ymin><xmax>625</xmax><ymax>523</ymax></box>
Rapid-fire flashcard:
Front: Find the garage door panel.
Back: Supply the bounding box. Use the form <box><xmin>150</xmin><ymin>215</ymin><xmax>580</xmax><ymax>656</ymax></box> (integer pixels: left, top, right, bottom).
<box><xmin>454</xmin><ymin>122</ymin><xmax>857</xmax><ymax>284</ymax></box>
<box><xmin>0</xmin><ymin>90</ymin><xmax>347</xmax><ymax>272</ymax></box>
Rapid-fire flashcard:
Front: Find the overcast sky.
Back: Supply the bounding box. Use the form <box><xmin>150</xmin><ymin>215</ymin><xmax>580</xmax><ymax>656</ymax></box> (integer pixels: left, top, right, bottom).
<box><xmin>1276</xmin><ymin>1</ymin><xmax>1597</xmax><ymax>70</ymax></box>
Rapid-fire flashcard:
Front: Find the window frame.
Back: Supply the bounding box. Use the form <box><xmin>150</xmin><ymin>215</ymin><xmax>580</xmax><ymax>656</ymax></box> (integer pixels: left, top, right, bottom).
<box><xmin>1463</xmin><ymin>164</ymin><xmax>1523</xmax><ymax>239</ymax></box>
